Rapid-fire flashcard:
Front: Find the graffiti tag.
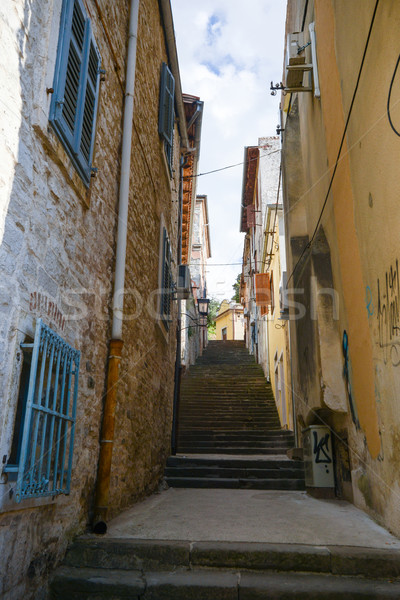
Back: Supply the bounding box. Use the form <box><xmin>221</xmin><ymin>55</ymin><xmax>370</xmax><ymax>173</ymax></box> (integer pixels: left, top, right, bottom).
<box><xmin>377</xmin><ymin>259</ymin><xmax>400</xmax><ymax>367</ymax></box>
<box><xmin>313</xmin><ymin>431</ymin><xmax>332</xmax><ymax>464</ymax></box>
<box><xmin>365</xmin><ymin>285</ymin><xmax>374</xmax><ymax>317</ymax></box>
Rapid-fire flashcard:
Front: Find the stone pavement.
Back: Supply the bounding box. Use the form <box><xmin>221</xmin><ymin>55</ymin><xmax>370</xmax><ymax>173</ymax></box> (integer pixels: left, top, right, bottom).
<box><xmin>51</xmin><ymin>487</ymin><xmax>400</xmax><ymax>598</ymax></box>
<box><xmin>105</xmin><ymin>487</ymin><xmax>400</xmax><ymax>549</ymax></box>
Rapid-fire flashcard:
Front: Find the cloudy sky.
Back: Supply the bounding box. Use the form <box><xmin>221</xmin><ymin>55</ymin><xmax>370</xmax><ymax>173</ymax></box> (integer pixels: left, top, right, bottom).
<box><xmin>170</xmin><ymin>0</ymin><xmax>287</xmax><ymax>300</ymax></box>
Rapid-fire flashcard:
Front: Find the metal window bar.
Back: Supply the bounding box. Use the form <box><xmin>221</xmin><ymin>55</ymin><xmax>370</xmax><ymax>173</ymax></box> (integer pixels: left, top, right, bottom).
<box><xmin>15</xmin><ymin>319</ymin><xmax>80</xmax><ymax>502</ymax></box>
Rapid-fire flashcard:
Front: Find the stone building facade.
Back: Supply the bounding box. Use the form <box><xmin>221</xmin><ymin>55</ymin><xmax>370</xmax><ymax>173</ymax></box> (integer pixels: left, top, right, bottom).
<box><xmin>239</xmin><ymin>137</ymin><xmax>292</xmax><ymax>429</ymax></box>
<box><xmin>0</xmin><ymin>0</ymin><xmax>193</xmax><ymax>597</ymax></box>
<box><xmin>181</xmin><ymin>194</ymin><xmax>211</xmax><ymax>367</ymax></box>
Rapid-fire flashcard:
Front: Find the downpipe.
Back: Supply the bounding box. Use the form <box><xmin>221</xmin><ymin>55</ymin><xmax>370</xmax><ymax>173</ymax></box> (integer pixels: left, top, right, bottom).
<box><xmin>171</xmin><ymin>155</ymin><xmax>184</xmax><ymax>455</ymax></box>
<box><xmin>92</xmin><ymin>0</ymin><xmax>139</xmax><ymax>534</ymax></box>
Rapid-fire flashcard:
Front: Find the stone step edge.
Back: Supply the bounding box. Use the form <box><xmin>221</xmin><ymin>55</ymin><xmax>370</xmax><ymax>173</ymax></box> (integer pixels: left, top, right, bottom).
<box><xmin>64</xmin><ymin>538</ymin><xmax>400</xmax><ymax>579</ymax></box>
<box><xmin>167</xmin><ymin>457</ymin><xmax>303</xmax><ymax>467</ymax></box>
<box><xmin>51</xmin><ymin>565</ymin><xmax>400</xmax><ymax>598</ymax></box>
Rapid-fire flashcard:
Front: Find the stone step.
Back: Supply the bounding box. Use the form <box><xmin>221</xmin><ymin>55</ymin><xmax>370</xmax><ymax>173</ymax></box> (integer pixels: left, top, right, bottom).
<box><xmin>179</xmin><ymin>407</ymin><xmax>279</xmax><ymax>412</ymax></box>
<box><xmin>165</xmin><ymin>477</ymin><xmax>306</xmax><ymax>489</ymax></box>
<box><xmin>177</xmin><ymin>426</ymin><xmax>283</xmax><ymax>432</ymax></box>
<box><xmin>51</xmin><ymin>539</ymin><xmax>400</xmax><ymax>599</ymax></box>
<box><xmin>166</xmin><ymin>456</ymin><xmax>303</xmax><ymax>468</ymax></box>
<box><xmin>164</xmin><ymin>467</ymin><xmax>304</xmax><ymax>479</ymax></box>
<box><xmin>61</xmin><ymin>538</ymin><xmax>400</xmax><ymax>577</ymax></box>
<box><xmin>179</xmin><ymin>417</ymin><xmax>280</xmax><ymax>431</ymax></box>
<box><xmin>176</xmin><ymin>447</ymin><xmax>292</xmax><ymax>455</ymax></box>
<box><xmin>175</xmin><ymin>440</ymin><xmax>294</xmax><ymax>448</ymax></box>
<box><xmin>177</xmin><ymin>434</ymin><xmax>294</xmax><ymax>442</ymax></box>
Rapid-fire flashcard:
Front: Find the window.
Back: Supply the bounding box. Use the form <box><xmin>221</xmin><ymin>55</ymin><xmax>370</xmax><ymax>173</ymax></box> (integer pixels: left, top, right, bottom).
<box><xmin>160</xmin><ymin>227</ymin><xmax>173</xmax><ymax>329</ymax></box>
<box><xmin>49</xmin><ymin>0</ymin><xmax>102</xmax><ymax>186</ymax></box>
<box><xmin>158</xmin><ymin>62</ymin><xmax>175</xmax><ymax>172</ymax></box>
<box><xmin>4</xmin><ymin>319</ymin><xmax>80</xmax><ymax>503</ymax></box>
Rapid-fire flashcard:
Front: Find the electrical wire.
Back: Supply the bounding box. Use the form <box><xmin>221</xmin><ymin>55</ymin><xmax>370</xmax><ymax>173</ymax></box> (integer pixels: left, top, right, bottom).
<box><xmin>264</xmin><ymin>165</ymin><xmax>282</xmax><ymax>272</ymax></box>
<box><xmin>387</xmin><ymin>52</ymin><xmax>400</xmax><ymax>136</ymax></box>
<box><xmin>286</xmin><ymin>0</ymin><xmax>380</xmax><ymax>288</ymax></box>
<box><xmin>183</xmin><ymin>148</ymin><xmax>281</xmax><ymax>180</ymax></box>
<box><xmin>190</xmin><ymin>262</ymin><xmax>243</xmax><ymax>266</ymax></box>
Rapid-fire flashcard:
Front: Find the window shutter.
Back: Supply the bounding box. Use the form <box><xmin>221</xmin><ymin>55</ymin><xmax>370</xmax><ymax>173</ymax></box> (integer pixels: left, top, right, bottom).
<box><xmin>15</xmin><ymin>319</ymin><xmax>80</xmax><ymax>502</ymax></box>
<box><xmin>255</xmin><ymin>273</ymin><xmax>271</xmax><ymax>308</ymax></box>
<box><xmin>161</xmin><ymin>228</ymin><xmax>172</xmax><ymax>328</ymax></box>
<box><xmin>158</xmin><ymin>62</ymin><xmax>175</xmax><ymax>147</ymax></box>
<box><xmin>50</xmin><ymin>0</ymin><xmax>101</xmax><ymax>186</ymax></box>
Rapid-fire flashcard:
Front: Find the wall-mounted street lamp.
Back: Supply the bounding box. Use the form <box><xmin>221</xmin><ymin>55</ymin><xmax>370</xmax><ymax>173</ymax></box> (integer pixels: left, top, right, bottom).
<box><xmin>197</xmin><ymin>298</ymin><xmax>210</xmax><ymax>317</ymax></box>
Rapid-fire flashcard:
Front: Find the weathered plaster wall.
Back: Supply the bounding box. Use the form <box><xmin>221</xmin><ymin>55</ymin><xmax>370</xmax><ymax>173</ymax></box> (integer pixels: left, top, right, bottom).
<box><xmin>330</xmin><ymin>0</ymin><xmax>400</xmax><ymax>534</ymax></box>
<box><xmin>264</xmin><ymin>216</ymin><xmax>292</xmax><ymax>429</ymax></box>
<box><xmin>283</xmin><ymin>0</ymin><xmax>400</xmax><ymax>534</ymax></box>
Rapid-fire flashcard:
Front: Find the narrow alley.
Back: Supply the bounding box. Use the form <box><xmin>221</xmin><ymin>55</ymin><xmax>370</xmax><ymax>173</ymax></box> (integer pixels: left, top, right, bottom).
<box><xmin>2</xmin><ymin>0</ymin><xmax>400</xmax><ymax>598</ymax></box>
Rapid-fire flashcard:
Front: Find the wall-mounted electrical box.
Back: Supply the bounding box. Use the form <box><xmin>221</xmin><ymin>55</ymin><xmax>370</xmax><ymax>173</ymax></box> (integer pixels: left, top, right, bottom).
<box><xmin>303</xmin><ymin>425</ymin><xmax>334</xmax><ymax>487</ymax></box>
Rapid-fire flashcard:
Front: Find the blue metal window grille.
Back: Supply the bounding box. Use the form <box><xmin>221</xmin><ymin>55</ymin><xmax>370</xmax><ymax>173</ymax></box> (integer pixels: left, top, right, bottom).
<box><xmin>5</xmin><ymin>319</ymin><xmax>80</xmax><ymax>503</ymax></box>
<box><xmin>161</xmin><ymin>227</ymin><xmax>173</xmax><ymax>329</ymax></box>
<box><xmin>158</xmin><ymin>62</ymin><xmax>175</xmax><ymax>172</ymax></box>
<box><xmin>49</xmin><ymin>0</ymin><xmax>102</xmax><ymax>187</ymax></box>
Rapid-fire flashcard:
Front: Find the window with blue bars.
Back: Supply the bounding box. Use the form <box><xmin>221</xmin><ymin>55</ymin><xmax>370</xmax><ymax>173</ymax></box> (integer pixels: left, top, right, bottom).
<box><xmin>49</xmin><ymin>0</ymin><xmax>102</xmax><ymax>187</ymax></box>
<box><xmin>158</xmin><ymin>62</ymin><xmax>175</xmax><ymax>173</ymax></box>
<box><xmin>160</xmin><ymin>227</ymin><xmax>173</xmax><ymax>329</ymax></box>
<box><xmin>4</xmin><ymin>320</ymin><xmax>80</xmax><ymax>503</ymax></box>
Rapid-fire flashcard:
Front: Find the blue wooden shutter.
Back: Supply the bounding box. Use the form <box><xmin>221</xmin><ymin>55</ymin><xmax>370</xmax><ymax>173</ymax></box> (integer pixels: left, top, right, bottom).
<box><xmin>15</xmin><ymin>319</ymin><xmax>80</xmax><ymax>502</ymax></box>
<box><xmin>50</xmin><ymin>0</ymin><xmax>101</xmax><ymax>186</ymax></box>
<box><xmin>161</xmin><ymin>228</ymin><xmax>172</xmax><ymax>328</ymax></box>
<box><xmin>158</xmin><ymin>62</ymin><xmax>175</xmax><ymax>149</ymax></box>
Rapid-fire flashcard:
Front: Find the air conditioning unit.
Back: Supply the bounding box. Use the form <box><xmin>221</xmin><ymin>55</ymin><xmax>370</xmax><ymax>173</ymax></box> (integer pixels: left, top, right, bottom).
<box><xmin>176</xmin><ymin>264</ymin><xmax>191</xmax><ymax>299</ymax></box>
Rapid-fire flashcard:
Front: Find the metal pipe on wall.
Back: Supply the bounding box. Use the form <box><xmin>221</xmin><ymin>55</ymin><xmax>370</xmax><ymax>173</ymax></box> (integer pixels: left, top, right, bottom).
<box><xmin>93</xmin><ymin>0</ymin><xmax>140</xmax><ymax>534</ymax></box>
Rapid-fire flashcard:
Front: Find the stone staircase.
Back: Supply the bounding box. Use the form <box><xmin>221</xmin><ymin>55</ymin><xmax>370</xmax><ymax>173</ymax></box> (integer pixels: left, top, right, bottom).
<box><xmin>49</xmin><ymin>340</ymin><xmax>400</xmax><ymax>598</ymax></box>
<box><xmin>50</xmin><ymin>537</ymin><xmax>400</xmax><ymax>598</ymax></box>
<box><xmin>165</xmin><ymin>340</ymin><xmax>305</xmax><ymax>490</ymax></box>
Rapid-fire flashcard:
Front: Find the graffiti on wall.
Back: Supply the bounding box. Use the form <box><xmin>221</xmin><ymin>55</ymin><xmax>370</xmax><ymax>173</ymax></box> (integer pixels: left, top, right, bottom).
<box><xmin>313</xmin><ymin>431</ymin><xmax>332</xmax><ymax>463</ymax></box>
<box><xmin>365</xmin><ymin>285</ymin><xmax>374</xmax><ymax>318</ymax></box>
<box><xmin>377</xmin><ymin>259</ymin><xmax>400</xmax><ymax>367</ymax></box>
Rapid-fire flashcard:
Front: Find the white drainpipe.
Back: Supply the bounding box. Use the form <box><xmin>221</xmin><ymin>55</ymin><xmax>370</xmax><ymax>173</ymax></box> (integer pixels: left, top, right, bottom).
<box><xmin>93</xmin><ymin>0</ymin><xmax>140</xmax><ymax>534</ymax></box>
<box><xmin>112</xmin><ymin>0</ymin><xmax>140</xmax><ymax>339</ymax></box>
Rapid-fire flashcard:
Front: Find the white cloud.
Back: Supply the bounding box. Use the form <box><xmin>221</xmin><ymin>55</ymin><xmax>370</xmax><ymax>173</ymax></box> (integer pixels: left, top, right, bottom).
<box><xmin>171</xmin><ymin>0</ymin><xmax>287</xmax><ymax>300</ymax></box>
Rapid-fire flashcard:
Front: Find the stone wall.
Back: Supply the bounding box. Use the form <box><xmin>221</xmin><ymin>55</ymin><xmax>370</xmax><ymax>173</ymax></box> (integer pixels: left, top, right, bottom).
<box><xmin>105</xmin><ymin>0</ymin><xmax>180</xmax><ymax>517</ymax></box>
<box><xmin>0</xmin><ymin>0</ymin><xmax>182</xmax><ymax>596</ymax></box>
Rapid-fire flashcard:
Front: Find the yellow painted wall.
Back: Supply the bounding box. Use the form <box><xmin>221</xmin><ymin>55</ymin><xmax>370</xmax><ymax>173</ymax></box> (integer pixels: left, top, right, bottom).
<box><xmin>283</xmin><ymin>0</ymin><xmax>400</xmax><ymax>534</ymax></box>
<box><xmin>215</xmin><ymin>300</ymin><xmax>244</xmax><ymax>340</ymax></box>
<box><xmin>265</xmin><ymin>220</ymin><xmax>292</xmax><ymax>429</ymax></box>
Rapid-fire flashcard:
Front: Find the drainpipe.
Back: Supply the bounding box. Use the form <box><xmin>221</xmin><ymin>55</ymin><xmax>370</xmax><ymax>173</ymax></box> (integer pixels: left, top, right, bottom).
<box><xmin>288</xmin><ymin>318</ymin><xmax>298</xmax><ymax>446</ymax></box>
<box><xmin>93</xmin><ymin>0</ymin><xmax>140</xmax><ymax>534</ymax></box>
<box><xmin>171</xmin><ymin>155</ymin><xmax>184</xmax><ymax>455</ymax></box>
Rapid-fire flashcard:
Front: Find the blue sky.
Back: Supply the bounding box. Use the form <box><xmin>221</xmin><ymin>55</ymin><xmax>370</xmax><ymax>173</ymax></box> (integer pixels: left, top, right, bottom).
<box><xmin>170</xmin><ymin>1</ymin><xmax>287</xmax><ymax>300</ymax></box>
